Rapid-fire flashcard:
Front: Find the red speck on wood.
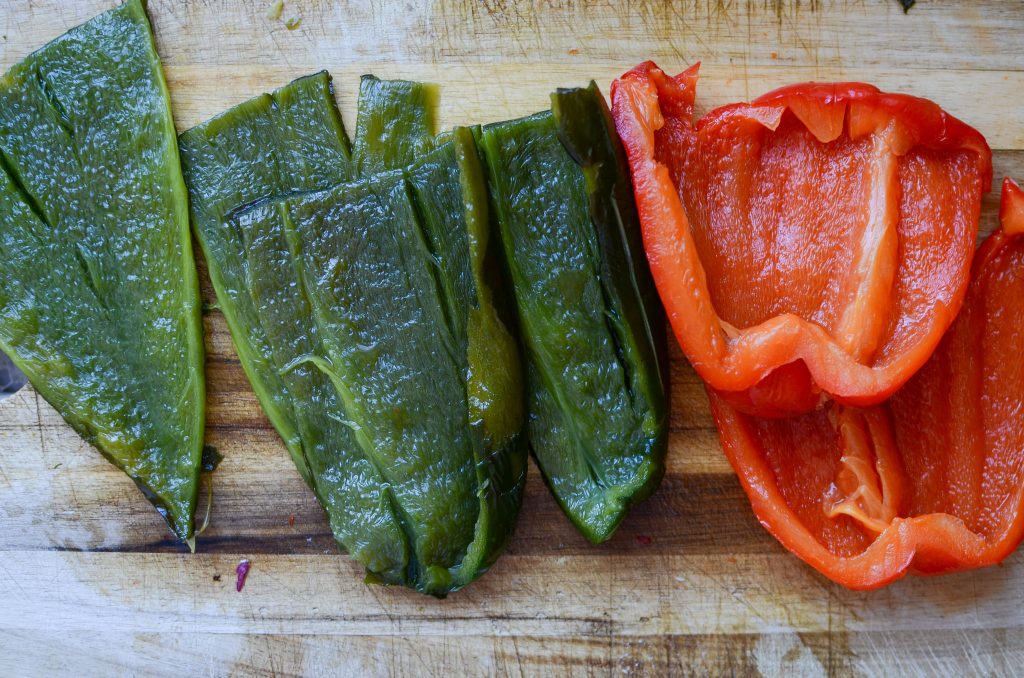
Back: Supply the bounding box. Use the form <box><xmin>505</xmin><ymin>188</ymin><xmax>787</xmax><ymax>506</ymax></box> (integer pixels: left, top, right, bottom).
<box><xmin>636</xmin><ymin>535</ymin><xmax>652</xmax><ymax>545</ymax></box>
<box><xmin>288</xmin><ymin>514</ymin><xmax>295</xmax><ymax>527</ymax></box>
<box><xmin>236</xmin><ymin>559</ymin><xmax>251</xmax><ymax>592</ymax></box>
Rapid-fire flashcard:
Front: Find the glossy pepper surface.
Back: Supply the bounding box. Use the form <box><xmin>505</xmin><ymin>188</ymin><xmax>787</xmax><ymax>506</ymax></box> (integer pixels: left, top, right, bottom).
<box><xmin>479</xmin><ymin>83</ymin><xmax>668</xmax><ymax>543</ymax></box>
<box><xmin>611</xmin><ymin>62</ymin><xmax>992</xmax><ymax>417</ymax></box>
<box><xmin>708</xmin><ymin>178</ymin><xmax>1024</xmax><ymax>589</ymax></box>
<box><xmin>182</xmin><ymin>76</ymin><xmax>524</xmax><ymax>595</ymax></box>
<box><xmin>179</xmin><ymin>72</ymin><xmax>353</xmax><ymax>487</ymax></box>
<box><xmin>352</xmin><ymin>75</ymin><xmax>437</xmax><ymax>174</ymax></box>
<box><xmin>0</xmin><ymin>0</ymin><xmax>205</xmax><ymax>542</ymax></box>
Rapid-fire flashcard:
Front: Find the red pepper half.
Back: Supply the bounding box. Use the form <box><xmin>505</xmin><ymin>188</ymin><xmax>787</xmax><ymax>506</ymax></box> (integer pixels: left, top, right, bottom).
<box><xmin>611</xmin><ymin>62</ymin><xmax>992</xmax><ymax>416</ymax></box>
<box><xmin>708</xmin><ymin>179</ymin><xmax>1024</xmax><ymax>589</ymax></box>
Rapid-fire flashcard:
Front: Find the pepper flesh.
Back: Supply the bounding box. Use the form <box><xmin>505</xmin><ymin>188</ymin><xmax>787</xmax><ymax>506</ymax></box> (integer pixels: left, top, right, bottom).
<box><xmin>0</xmin><ymin>0</ymin><xmax>205</xmax><ymax>542</ymax></box>
<box><xmin>182</xmin><ymin>76</ymin><xmax>524</xmax><ymax>595</ymax></box>
<box><xmin>709</xmin><ymin>178</ymin><xmax>1024</xmax><ymax>589</ymax></box>
<box><xmin>179</xmin><ymin>72</ymin><xmax>354</xmax><ymax>488</ymax></box>
<box><xmin>268</xmin><ymin>132</ymin><xmax>524</xmax><ymax>594</ymax></box>
<box><xmin>352</xmin><ymin>75</ymin><xmax>437</xmax><ymax>175</ymax></box>
<box><xmin>611</xmin><ymin>61</ymin><xmax>992</xmax><ymax>417</ymax></box>
<box><xmin>479</xmin><ymin>83</ymin><xmax>668</xmax><ymax>543</ymax></box>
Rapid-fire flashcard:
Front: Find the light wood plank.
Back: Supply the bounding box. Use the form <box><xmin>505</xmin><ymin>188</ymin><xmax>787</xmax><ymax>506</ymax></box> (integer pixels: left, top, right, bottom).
<box><xmin>0</xmin><ymin>631</ymin><xmax>838</xmax><ymax>677</ymax></box>
<box><xmin>3</xmin><ymin>628</ymin><xmax>1023</xmax><ymax>677</ymax></box>
<box><xmin>0</xmin><ymin>550</ymin><xmax>1021</xmax><ymax>638</ymax></box>
<box><xmin>4</xmin><ymin>0</ymin><xmax>1024</xmax><ymax>73</ymax></box>
<box><xmin>0</xmin><ymin>382</ymin><xmax>764</xmax><ymax>555</ymax></box>
<box><xmin>161</xmin><ymin>64</ymin><xmax>1024</xmax><ymax>150</ymax></box>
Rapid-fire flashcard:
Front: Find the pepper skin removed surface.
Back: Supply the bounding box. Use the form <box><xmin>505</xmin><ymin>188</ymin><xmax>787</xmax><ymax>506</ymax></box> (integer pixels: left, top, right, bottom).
<box><xmin>479</xmin><ymin>84</ymin><xmax>668</xmax><ymax>543</ymax></box>
<box><xmin>708</xmin><ymin>179</ymin><xmax>1024</xmax><ymax>590</ymax></box>
<box><xmin>611</xmin><ymin>61</ymin><xmax>991</xmax><ymax>417</ymax></box>
<box><xmin>182</xmin><ymin>76</ymin><xmax>524</xmax><ymax>595</ymax></box>
<box><xmin>0</xmin><ymin>0</ymin><xmax>205</xmax><ymax>542</ymax></box>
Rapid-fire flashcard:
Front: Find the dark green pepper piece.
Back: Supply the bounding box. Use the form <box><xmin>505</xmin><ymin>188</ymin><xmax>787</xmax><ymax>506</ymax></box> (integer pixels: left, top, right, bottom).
<box><xmin>352</xmin><ymin>75</ymin><xmax>437</xmax><ymax>175</ymax></box>
<box><xmin>235</xmin><ymin>197</ymin><xmax>410</xmax><ymax>581</ymax></box>
<box><xmin>183</xmin><ymin>74</ymin><xmax>523</xmax><ymax>593</ymax></box>
<box><xmin>550</xmin><ymin>83</ymin><xmax>669</xmax><ymax>437</ymax></box>
<box><xmin>181</xmin><ymin>74</ymin><xmax>410</xmax><ymax>576</ymax></box>
<box><xmin>178</xmin><ymin>72</ymin><xmax>354</xmax><ymax>487</ymax></box>
<box><xmin>231</xmin><ymin>131</ymin><xmax>525</xmax><ymax>595</ymax></box>
<box><xmin>350</xmin><ymin>86</ymin><xmax>525</xmax><ymax>587</ymax></box>
<box><xmin>0</xmin><ymin>0</ymin><xmax>205</xmax><ymax>543</ymax></box>
<box><xmin>478</xmin><ymin>83</ymin><xmax>668</xmax><ymax>543</ymax></box>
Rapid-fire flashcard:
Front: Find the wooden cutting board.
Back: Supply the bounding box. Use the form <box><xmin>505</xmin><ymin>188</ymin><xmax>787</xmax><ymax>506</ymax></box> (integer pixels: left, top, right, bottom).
<box><xmin>1</xmin><ymin>1</ymin><xmax>1022</xmax><ymax>674</ymax></box>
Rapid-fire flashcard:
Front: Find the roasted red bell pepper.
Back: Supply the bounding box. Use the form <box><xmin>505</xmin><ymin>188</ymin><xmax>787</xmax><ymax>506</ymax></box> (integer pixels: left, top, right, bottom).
<box><xmin>708</xmin><ymin>179</ymin><xmax>1024</xmax><ymax>589</ymax></box>
<box><xmin>611</xmin><ymin>62</ymin><xmax>992</xmax><ymax>416</ymax></box>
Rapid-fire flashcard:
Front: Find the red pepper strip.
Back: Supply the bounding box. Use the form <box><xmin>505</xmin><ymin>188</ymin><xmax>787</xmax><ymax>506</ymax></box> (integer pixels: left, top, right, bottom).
<box><xmin>611</xmin><ymin>62</ymin><xmax>992</xmax><ymax>416</ymax></box>
<box><xmin>709</xmin><ymin>179</ymin><xmax>1024</xmax><ymax>589</ymax></box>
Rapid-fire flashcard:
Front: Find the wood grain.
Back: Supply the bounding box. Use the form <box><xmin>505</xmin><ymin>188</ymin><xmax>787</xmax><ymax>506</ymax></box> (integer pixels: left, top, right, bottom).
<box><xmin>1</xmin><ymin>1</ymin><xmax>1023</xmax><ymax>675</ymax></box>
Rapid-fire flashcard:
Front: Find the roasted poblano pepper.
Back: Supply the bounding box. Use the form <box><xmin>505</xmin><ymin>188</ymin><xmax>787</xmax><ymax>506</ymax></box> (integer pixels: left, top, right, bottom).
<box><xmin>181</xmin><ymin>76</ymin><xmax>524</xmax><ymax>594</ymax></box>
<box><xmin>179</xmin><ymin>72</ymin><xmax>354</xmax><ymax>486</ymax></box>
<box><xmin>479</xmin><ymin>83</ymin><xmax>668</xmax><ymax>543</ymax></box>
<box><xmin>352</xmin><ymin>75</ymin><xmax>437</xmax><ymax>175</ymax></box>
<box><xmin>0</xmin><ymin>0</ymin><xmax>205</xmax><ymax>542</ymax></box>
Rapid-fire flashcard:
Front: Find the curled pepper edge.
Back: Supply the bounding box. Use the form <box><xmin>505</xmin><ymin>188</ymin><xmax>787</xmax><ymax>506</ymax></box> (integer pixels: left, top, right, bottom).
<box><xmin>707</xmin><ymin>178</ymin><xmax>1024</xmax><ymax>591</ymax></box>
<box><xmin>610</xmin><ymin>61</ymin><xmax>993</xmax><ymax>412</ymax></box>
<box><xmin>709</xmin><ymin>391</ymin><xmax>1024</xmax><ymax>590</ymax></box>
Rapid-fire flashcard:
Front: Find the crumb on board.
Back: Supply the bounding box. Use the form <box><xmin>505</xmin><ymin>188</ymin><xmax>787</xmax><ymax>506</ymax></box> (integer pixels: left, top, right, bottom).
<box><xmin>267</xmin><ymin>0</ymin><xmax>284</xmax><ymax>20</ymax></box>
<box><xmin>285</xmin><ymin>16</ymin><xmax>302</xmax><ymax>30</ymax></box>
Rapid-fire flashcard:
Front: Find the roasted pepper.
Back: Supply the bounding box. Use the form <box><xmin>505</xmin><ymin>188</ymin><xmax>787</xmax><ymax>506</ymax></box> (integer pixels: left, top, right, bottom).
<box><xmin>179</xmin><ymin>72</ymin><xmax>354</xmax><ymax>487</ymax></box>
<box><xmin>0</xmin><ymin>0</ymin><xmax>205</xmax><ymax>543</ymax></box>
<box><xmin>182</xmin><ymin>76</ymin><xmax>524</xmax><ymax>594</ymax></box>
<box><xmin>708</xmin><ymin>178</ymin><xmax>1024</xmax><ymax>589</ymax></box>
<box><xmin>479</xmin><ymin>83</ymin><xmax>668</xmax><ymax>543</ymax></box>
<box><xmin>352</xmin><ymin>75</ymin><xmax>437</xmax><ymax>174</ymax></box>
<box><xmin>611</xmin><ymin>62</ymin><xmax>992</xmax><ymax>417</ymax></box>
